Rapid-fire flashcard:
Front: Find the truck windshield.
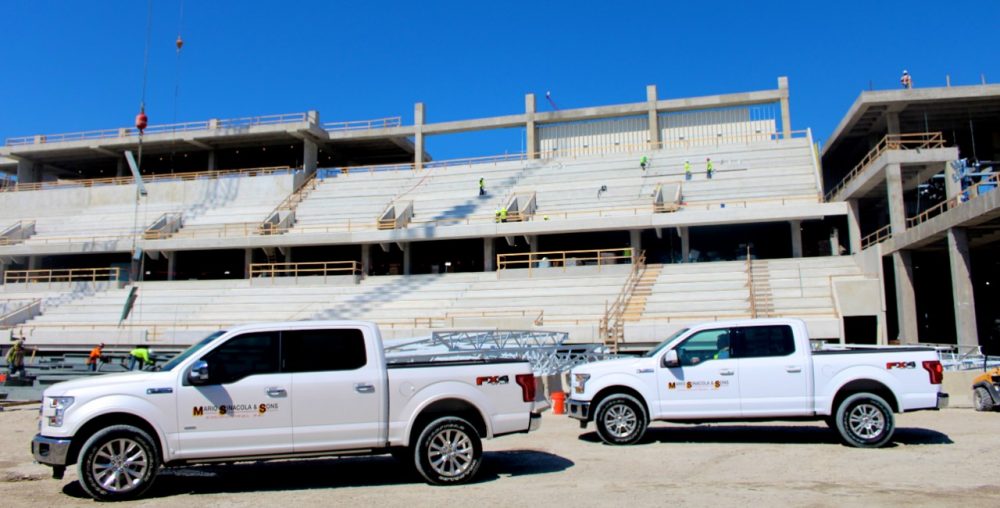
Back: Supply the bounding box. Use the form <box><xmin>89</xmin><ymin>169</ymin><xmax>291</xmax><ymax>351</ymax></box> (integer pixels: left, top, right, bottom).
<box><xmin>643</xmin><ymin>328</ymin><xmax>690</xmax><ymax>358</ymax></box>
<box><xmin>161</xmin><ymin>331</ymin><xmax>226</xmax><ymax>371</ymax></box>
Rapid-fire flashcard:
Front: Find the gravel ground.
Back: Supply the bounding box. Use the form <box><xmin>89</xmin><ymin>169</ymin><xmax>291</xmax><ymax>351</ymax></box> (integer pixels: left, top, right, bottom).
<box><xmin>1</xmin><ymin>406</ymin><xmax>997</xmax><ymax>507</ymax></box>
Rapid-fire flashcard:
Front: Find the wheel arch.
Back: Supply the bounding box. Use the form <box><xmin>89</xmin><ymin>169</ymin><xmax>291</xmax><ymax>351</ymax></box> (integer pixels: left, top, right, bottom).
<box><xmin>67</xmin><ymin>412</ymin><xmax>163</xmax><ymax>466</ymax></box>
<box><xmin>830</xmin><ymin>379</ymin><xmax>899</xmax><ymax>415</ymax></box>
<box><xmin>407</xmin><ymin>398</ymin><xmax>488</xmax><ymax>447</ymax></box>
<box><xmin>589</xmin><ymin>385</ymin><xmax>650</xmax><ymax>422</ymax></box>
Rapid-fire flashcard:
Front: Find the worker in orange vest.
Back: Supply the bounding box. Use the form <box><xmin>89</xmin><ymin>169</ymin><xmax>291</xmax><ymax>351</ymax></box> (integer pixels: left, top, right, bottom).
<box><xmin>901</xmin><ymin>70</ymin><xmax>912</xmax><ymax>89</ymax></box>
<box><xmin>86</xmin><ymin>343</ymin><xmax>105</xmax><ymax>372</ymax></box>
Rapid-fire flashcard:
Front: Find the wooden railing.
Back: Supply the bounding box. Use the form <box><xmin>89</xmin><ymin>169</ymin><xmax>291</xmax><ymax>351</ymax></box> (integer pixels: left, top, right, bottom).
<box><xmin>599</xmin><ymin>251</ymin><xmax>646</xmax><ymax>353</ymax></box>
<box><xmin>259</xmin><ymin>170</ymin><xmax>321</xmax><ymax>234</ymax></box>
<box><xmin>861</xmin><ymin>225</ymin><xmax>893</xmax><ymax>250</ymax></box>
<box><xmin>824</xmin><ymin>132</ymin><xmax>946</xmax><ymax>201</ymax></box>
<box><xmin>443</xmin><ymin>309</ymin><xmax>545</xmax><ymax>326</ymax></box>
<box><xmin>249</xmin><ymin>260</ymin><xmax>361</xmax><ymax>279</ymax></box>
<box><xmin>4</xmin><ymin>267</ymin><xmax>123</xmax><ymax>285</ymax></box>
<box><xmin>745</xmin><ymin>246</ymin><xmax>757</xmax><ymax>318</ymax></box>
<box><xmin>497</xmin><ymin>247</ymin><xmax>634</xmax><ymax>272</ymax></box>
<box><xmin>0</xmin><ymin>166</ymin><xmax>294</xmax><ymax>193</ymax></box>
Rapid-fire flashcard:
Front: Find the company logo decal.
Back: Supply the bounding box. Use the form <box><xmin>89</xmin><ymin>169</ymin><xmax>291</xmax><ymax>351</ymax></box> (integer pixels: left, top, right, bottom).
<box><xmin>886</xmin><ymin>361</ymin><xmax>916</xmax><ymax>370</ymax></box>
<box><xmin>192</xmin><ymin>403</ymin><xmax>279</xmax><ymax>418</ymax></box>
<box><xmin>476</xmin><ymin>375</ymin><xmax>510</xmax><ymax>386</ymax></box>
<box><xmin>667</xmin><ymin>380</ymin><xmax>730</xmax><ymax>391</ymax></box>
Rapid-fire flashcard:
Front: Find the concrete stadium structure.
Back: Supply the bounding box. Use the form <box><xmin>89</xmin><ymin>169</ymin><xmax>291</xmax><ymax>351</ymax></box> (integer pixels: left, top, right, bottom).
<box><xmin>8</xmin><ymin>77</ymin><xmax>985</xmax><ymax>354</ymax></box>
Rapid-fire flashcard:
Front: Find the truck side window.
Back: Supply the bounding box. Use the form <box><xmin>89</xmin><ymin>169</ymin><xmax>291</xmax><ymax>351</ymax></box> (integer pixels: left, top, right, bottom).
<box><xmin>732</xmin><ymin>325</ymin><xmax>795</xmax><ymax>358</ymax></box>
<box><xmin>675</xmin><ymin>329</ymin><xmax>731</xmax><ymax>366</ymax></box>
<box><xmin>202</xmin><ymin>332</ymin><xmax>280</xmax><ymax>384</ymax></box>
<box><xmin>283</xmin><ymin>329</ymin><xmax>367</xmax><ymax>372</ymax></box>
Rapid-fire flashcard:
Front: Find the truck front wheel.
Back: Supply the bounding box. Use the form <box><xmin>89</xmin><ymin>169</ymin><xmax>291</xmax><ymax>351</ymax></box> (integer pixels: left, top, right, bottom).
<box><xmin>594</xmin><ymin>394</ymin><xmax>648</xmax><ymax>445</ymax></box>
<box><xmin>77</xmin><ymin>424</ymin><xmax>160</xmax><ymax>501</ymax></box>
<box><xmin>834</xmin><ymin>393</ymin><xmax>895</xmax><ymax>448</ymax></box>
<box><xmin>414</xmin><ymin>417</ymin><xmax>483</xmax><ymax>485</ymax></box>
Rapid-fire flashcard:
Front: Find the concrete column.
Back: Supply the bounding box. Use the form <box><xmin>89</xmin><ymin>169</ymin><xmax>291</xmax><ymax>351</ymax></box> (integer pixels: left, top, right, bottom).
<box><xmin>527</xmin><ymin>235</ymin><xmax>539</xmax><ymax>253</ymax></box>
<box><xmin>284</xmin><ymin>247</ymin><xmax>292</xmax><ymax>263</ymax></box>
<box><xmin>361</xmin><ymin>244</ymin><xmax>371</xmax><ymax>275</ymax></box>
<box><xmin>646</xmin><ymin>85</ymin><xmax>660</xmax><ymax>148</ymax></box>
<box><xmin>525</xmin><ymin>94</ymin><xmax>538</xmax><ymax>159</ymax></box>
<box><xmin>778</xmin><ymin>76</ymin><xmax>791</xmax><ymax>139</ymax></box>
<box><xmin>116</xmin><ymin>156</ymin><xmax>126</xmax><ymax>178</ymax></box>
<box><xmin>0</xmin><ymin>260</ymin><xmax>6</xmax><ymax>285</ymax></box>
<box><xmin>16</xmin><ymin>160</ymin><xmax>40</xmax><ymax>184</ymax></box>
<box><xmin>167</xmin><ymin>252</ymin><xmax>177</xmax><ymax>281</ymax></box>
<box><xmin>207</xmin><ymin>151</ymin><xmax>217</xmax><ymax>171</ymax></box>
<box><xmin>830</xmin><ymin>227</ymin><xmax>841</xmax><ymax>256</ymax></box>
<box><xmin>27</xmin><ymin>256</ymin><xmax>39</xmax><ymax>270</ymax></box>
<box><xmin>947</xmin><ymin>228</ymin><xmax>979</xmax><ymax>347</ymax></box>
<box><xmin>414</xmin><ymin>103</ymin><xmax>425</xmax><ymax>171</ymax></box>
<box><xmin>680</xmin><ymin>227</ymin><xmax>690</xmax><ymax>262</ymax></box>
<box><xmin>886</xmin><ymin>112</ymin><xmax>900</xmax><ymax>136</ymax></box>
<box><xmin>886</xmin><ymin>163</ymin><xmax>907</xmax><ymax>234</ymax></box>
<box><xmin>943</xmin><ymin>161</ymin><xmax>961</xmax><ymax>200</ymax></box>
<box><xmin>846</xmin><ymin>199</ymin><xmax>863</xmax><ymax>253</ymax></box>
<box><xmin>483</xmin><ymin>237</ymin><xmax>495</xmax><ymax>271</ymax></box>
<box><xmin>302</xmin><ymin>138</ymin><xmax>318</xmax><ymax>176</ymax></box>
<box><xmin>790</xmin><ymin>220</ymin><xmax>803</xmax><ymax>258</ymax></box>
<box><xmin>629</xmin><ymin>230</ymin><xmax>642</xmax><ymax>262</ymax></box>
<box><xmin>244</xmin><ymin>249</ymin><xmax>252</xmax><ymax>278</ymax></box>
<box><xmin>892</xmin><ymin>250</ymin><xmax>919</xmax><ymax>343</ymax></box>
<box><xmin>402</xmin><ymin>243</ymin><xmax>411</xmax><ymax>275</ymax></box>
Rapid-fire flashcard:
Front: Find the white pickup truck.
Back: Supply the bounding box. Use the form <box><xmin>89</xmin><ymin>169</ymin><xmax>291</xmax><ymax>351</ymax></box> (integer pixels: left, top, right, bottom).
<box><xmin>567</xmin><ymin>318</ymin><xmax>947</xmax><ymax>448</ymax></box>
<box><xmin>31</xmin><ymin>321</ymin><xmax>542</xmax><ymax>501</ymax></box>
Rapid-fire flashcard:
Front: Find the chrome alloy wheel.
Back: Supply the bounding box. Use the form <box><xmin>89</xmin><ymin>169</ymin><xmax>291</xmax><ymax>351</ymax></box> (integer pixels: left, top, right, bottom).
<box><xmin>603</xmin><ymin>403</ymin><xmax>638</xmax><ymax>438</ymax></box>
<box><xmin>427</xmin><ymin>428</ymin><xmax>474</xmax><ymax>478</ymax></box>
<box><xmin>848</xmin><ymin>403</ymin><xmax>885</xmax><ymax>439</ymax></box>
<box><xmin>91</xmin><ymin>438</ymin><xmax>149</xmax><ymax>493</ymax></box>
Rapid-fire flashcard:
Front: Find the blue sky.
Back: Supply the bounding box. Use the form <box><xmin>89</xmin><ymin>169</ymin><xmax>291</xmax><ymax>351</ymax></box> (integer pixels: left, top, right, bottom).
<box><xmin>2</xmin><ymin>0</ymin><xmax>998</xmax><ymax>160</ymax></box>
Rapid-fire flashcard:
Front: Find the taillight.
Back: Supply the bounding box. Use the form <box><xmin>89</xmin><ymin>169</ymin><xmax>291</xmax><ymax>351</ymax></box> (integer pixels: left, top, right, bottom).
<box><xmin>515</xmin><ymin>373</ymin><xmax>536</xmax><ymax>402</ymax></box>
<box><xmin>922</xmin><ymin>360</ymin><xmax>943</xmax><ymax>385</ymax></box>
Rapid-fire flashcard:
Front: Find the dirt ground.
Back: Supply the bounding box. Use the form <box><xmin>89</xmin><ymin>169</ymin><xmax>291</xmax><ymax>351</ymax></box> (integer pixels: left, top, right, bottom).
<box><xmin>1</xmin><ymin>406</ymin><xmax>998</xmax><ymax>507</ymax></box>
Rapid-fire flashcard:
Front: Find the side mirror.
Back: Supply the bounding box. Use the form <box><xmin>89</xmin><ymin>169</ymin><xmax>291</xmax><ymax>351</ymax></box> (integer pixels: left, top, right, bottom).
<box><xmin>188</xmin><ymin>360</ymin><xmax>210</xmax><ymax>385</ymax></box>
<box><xmin>662</xmin><ymin>350</ymin><xmax>680</xmax><ymax>368</ymax></box>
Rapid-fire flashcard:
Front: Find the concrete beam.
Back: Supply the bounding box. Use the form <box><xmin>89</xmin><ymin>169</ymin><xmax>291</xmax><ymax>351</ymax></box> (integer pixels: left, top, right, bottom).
<box><xmin>89</xmin><ymin>146</ymin><xmax>118</xmax><ymax>157</ymax></box>
<box><xmin>184</xmin><ymin>138</ymin><xmax>213</xmax><ymax>150</ymax></box>
<box><xmin>947</xmin><ymin>228</ymin><xmax>979</xmax><ymax>347</ymax></box>
<box><xmin>778</xmin><ymin>76</ymin><xmax>791</xmax><ymax>139</ymax></box>
<box><xmin>892</xmin><ymin>250</ymin><xmax>919</xmax><ymax>343</ymax></box>
<box><xmin>884</xmin><ymin>180</ymin><xmax>1000</xmax><ymax>253</ymax></box>
<box><xmin>829</xmin><ymin>147</ymin><xmax>958</xmax><ymax>202</ymax></box>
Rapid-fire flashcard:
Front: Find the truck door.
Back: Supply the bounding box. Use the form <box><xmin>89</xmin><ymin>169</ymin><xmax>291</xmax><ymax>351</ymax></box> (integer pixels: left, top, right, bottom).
<box><xmin>175</xmin><ymin>331</ymin><xmax>292</xmax><ymax>458</ymax></box>
<box><xmin>284</xmin><ymin>328</ymin><xmax>382</xmax><ymax>452</ymax></box>
<box><xmin>733</xmin><ymin>324</ymin><xmax>812</xmax><ymax>417</ymax></box>
<box><xmin>656</xmin><ymin>327</ymin><xmax>741</xmax><ymax>418</ymax></box>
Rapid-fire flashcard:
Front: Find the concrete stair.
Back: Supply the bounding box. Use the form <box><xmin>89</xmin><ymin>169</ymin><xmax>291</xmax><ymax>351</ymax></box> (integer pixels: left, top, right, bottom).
<box><xmin>623</xmin><ymin>264</ymin><xmax>662</xmax><ymax>321</ymax></box>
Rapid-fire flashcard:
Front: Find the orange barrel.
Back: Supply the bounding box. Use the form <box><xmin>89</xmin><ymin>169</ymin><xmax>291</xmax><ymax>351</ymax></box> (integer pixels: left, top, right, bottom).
<box><xmin>551</xmin><ymin>391</ymin><xmax>566</xmax><ymax>415</ymax></box>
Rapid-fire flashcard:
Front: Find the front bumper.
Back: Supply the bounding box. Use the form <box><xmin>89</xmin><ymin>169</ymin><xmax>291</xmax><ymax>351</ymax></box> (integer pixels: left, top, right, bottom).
<box><xmin>567</xmin><ymin>399</ymin><xmax>591</xmax><ymax>421</ymax></box>
<box><xmin>32</xmin><ymin>434</ymin><xmax>72</xmax><ymax>467</ymax></box>
<box><xmin>937</xmin><ymin>392</ymin><xmax>949</xmax><ymax>409</ymax></box>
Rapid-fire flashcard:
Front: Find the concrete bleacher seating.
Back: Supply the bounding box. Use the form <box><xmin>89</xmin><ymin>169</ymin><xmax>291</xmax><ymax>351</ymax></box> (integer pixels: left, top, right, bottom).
<box><xmin>0</xmin><ymin>172</ymin><xmax>295</xmax><ymax>244</ymax></box>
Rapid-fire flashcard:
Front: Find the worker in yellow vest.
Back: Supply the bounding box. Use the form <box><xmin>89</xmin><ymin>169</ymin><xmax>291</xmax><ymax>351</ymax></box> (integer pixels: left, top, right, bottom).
<box><xmin>684</xmin><ymin>160</ymin><xmax>692</xmax><ymax>180</ymax></box>
<box><xmin>706</xmin><ymin>158</ymin><xmax>714</xmax><ymax>179</ymax></box>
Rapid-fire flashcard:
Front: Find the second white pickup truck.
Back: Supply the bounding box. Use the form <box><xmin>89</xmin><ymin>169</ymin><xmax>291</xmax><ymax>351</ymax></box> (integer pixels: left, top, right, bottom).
<box><xmin>32</xmin><ymin>321</ymin><xmax>543</xmax><ymax>501</ymax></box>
<box><xmin>568</xmin><ymin>318</ymin><xmax>947</xmax><ymax>448</ymax></box>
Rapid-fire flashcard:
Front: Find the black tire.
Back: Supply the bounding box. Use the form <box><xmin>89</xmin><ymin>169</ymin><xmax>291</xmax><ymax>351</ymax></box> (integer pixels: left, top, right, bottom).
<box><xmin>593</xmin><ymin>394</ymin><xmax>648</xmax><ymax>445</ymax></box>
<box><xmin>413</xmin><ymin>417</ymin><xmax>482</xmax><ymax>485</ymax></box>
<box><xmin>834</xmin><ymin>393</ymin><xmax>895</xmax><ymax>448</ymax></box>
<box><xmin>973</xmin><ymin>386</ymin><xmax>995</xmax><ymax>412</ymax></box>
<box><xmin>77</xmin><ymin>424</ymin><xmax>160</xmax><ymax>501</ymax></box>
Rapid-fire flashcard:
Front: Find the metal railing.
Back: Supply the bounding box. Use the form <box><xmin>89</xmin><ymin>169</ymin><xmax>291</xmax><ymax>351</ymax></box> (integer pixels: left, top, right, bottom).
<box><xmin>599</xmin><ymin>250</ymin><xmax>646</xmax><ymax>352</ymax></box>
<box><xmin>824</xmin><ymin>132</ymin><xmax>946</xmax><ymax>201</ymax></box>
<box><xmin>907</xmin><ymin>172</ymin><xmax>1000</xmax><ymax>229</ymax></box>
<box><xmin>323</xmin><ymin>116</ymin><xmax>402</xmax><ymax>132</ymax></box>
<box><xmin>0</xmin><ymin>166</ymin><xmax>294</xmax><ymax>193</ymax></box>
<box><xmin>4</xmin><ymin>267</ymin><xmax>123</xmax><ymax>285</ymax></box>
<box><xmin>249</xmin><ymin>260</ymin><xmax>361</xmax><ymax>280</ymax></box>
<box><xmin>497</xmin><ymin>247</ymin><xmax>634</xmax><ymax>272</ymax></box>
<box><xmin>5</xmin><ymin>113</ymin><xmax>310</xmax><ymax>146</ymax></box>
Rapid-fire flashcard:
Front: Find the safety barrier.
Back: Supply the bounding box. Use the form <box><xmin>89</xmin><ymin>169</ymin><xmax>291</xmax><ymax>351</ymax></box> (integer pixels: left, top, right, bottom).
<box><xmin>3</xmin><ymin>267</ymin><xmax>124</xmax><ymax>285</ymax></box>
<box><xmin>824</xmin><ymin>132</ymin><xmax>946</xmax><ymax>201</ymax></box>
<box><xmin>599</xmin><ymin>250</ymin><xmax>646</xmax><ymax>352</ymax></box>
<box><xmin>248</xmin><ymin>260</ymin><xmax>361</xmax><ymax>280</ymax></box>
<box><xmin>324</xmin><ymin>116</ymin><xmax>402</xmax><ymax>132</ymax></box>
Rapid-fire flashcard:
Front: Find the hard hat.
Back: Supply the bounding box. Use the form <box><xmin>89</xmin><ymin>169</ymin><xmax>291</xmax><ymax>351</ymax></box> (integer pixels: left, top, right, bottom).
<box><xmin>903</xmin><ymin>70</ymin><xmax>909</xmax><ymax>74</ymax></box>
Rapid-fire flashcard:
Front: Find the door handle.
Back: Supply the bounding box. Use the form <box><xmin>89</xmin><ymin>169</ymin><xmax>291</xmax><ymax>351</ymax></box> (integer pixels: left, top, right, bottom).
<box><xmin>786</xmin><ymin>366</ymin><xmax>803</xmax><ymax>373</ymax></box>
<box><xmin>355</xmin><ymin>383</ymin><xmax>376</xmax><ymax>394</ymax></box>
<box><xmin>266</xmin><ymin>387</ymin><xmax>287</xmax><ymax>398</ymax></box>
<box><xmin>719</xmin><ymin>369</ymin><xmax>735</xmax><ymax>376</ymax></box>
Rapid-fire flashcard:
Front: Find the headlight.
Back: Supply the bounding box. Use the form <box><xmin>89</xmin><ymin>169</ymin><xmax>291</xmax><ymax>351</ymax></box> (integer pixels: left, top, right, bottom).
<box><xmin>573</xmin><ymin>373</ymin><xmax>591</xmax><ymax>394</ymax></box>
<box><xmin>46</xmin><ymin>397</ymin><xmax>74</xmax><ymax>427</ymax></box>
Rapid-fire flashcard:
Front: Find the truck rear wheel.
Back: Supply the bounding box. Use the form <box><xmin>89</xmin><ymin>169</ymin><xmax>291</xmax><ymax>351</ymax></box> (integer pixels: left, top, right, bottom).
<box><xmin>414</xmin><ymin>417</ymin><xmax>482</xmax><ymax>485</ymax></box>
<box><xmin>77</xmin><ymin>424</ymin><xmax>160</xmax><ymax>501</ymax></box>
<box><xmin>594</xmin><ymin>394</ymin><xmax>648</xmax><ymax>445</ymax></box>
<box><xmin>973</xmin><ymin>386</ymin><xmax>995</xmax><ymax>411</ymax></box>
<box><xmin>834</xmin><ymin>393</ymin><xmax>895</xmax><ymax>448</ymax></box>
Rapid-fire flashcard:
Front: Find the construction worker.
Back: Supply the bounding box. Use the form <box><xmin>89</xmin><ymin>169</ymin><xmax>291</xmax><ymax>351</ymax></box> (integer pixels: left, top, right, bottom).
<box><xmin>713</xmin><ymin>334</ymin><xmax>731</xmax><ymax>360</ymax></box>
<box><xmin>86</xmin><ymin>343</ymin><xmax>105</xmax><ymax>372</ymax></box>
<box><xmin>5</xmin><ymin>336</ymin><xmax>26</xmax><ymax>377</ymax></box>
<box><xmin>684</xmin><ymin>160</ymin><xmax>692</xmax><ymax>180</ymax></box>
<box><xmin>495</xmin><ymin>209</ymin><xmax>502</xmax><ymax>223</ymax></box>
<box><xmin>706</xmin><ymin>158</ymin><xmax>714</xmax><ymax>179</ymax></box>
<box><xmin>640</xmin><ymin>155</ymin><xmax>648</xmax><ymax>171</ymax></box>
<box><xmin>129</xmin><ymin>346</ymin><xmax>153</xmax><ymax>371</ymax></box>
<box><xmin>479</xmin><ymin>177</ymin><xmax>486</xmax><ymax>196</ymax></box>
<box><xmin>901</xmin><ymin>70</ymin><xmax>912</xmax><ymax>89</ymax></box>
<box><xmin>499</xmin><ymin>206</ymin><xmax>508</xmax><ymax>223</ymax></box>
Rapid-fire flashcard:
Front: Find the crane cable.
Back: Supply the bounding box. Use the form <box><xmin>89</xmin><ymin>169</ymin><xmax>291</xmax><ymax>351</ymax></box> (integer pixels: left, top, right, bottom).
<box><xmin>170</xmin><ymin>0</ymin><xmax>184</xmax><ymax>173</ymax></box>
